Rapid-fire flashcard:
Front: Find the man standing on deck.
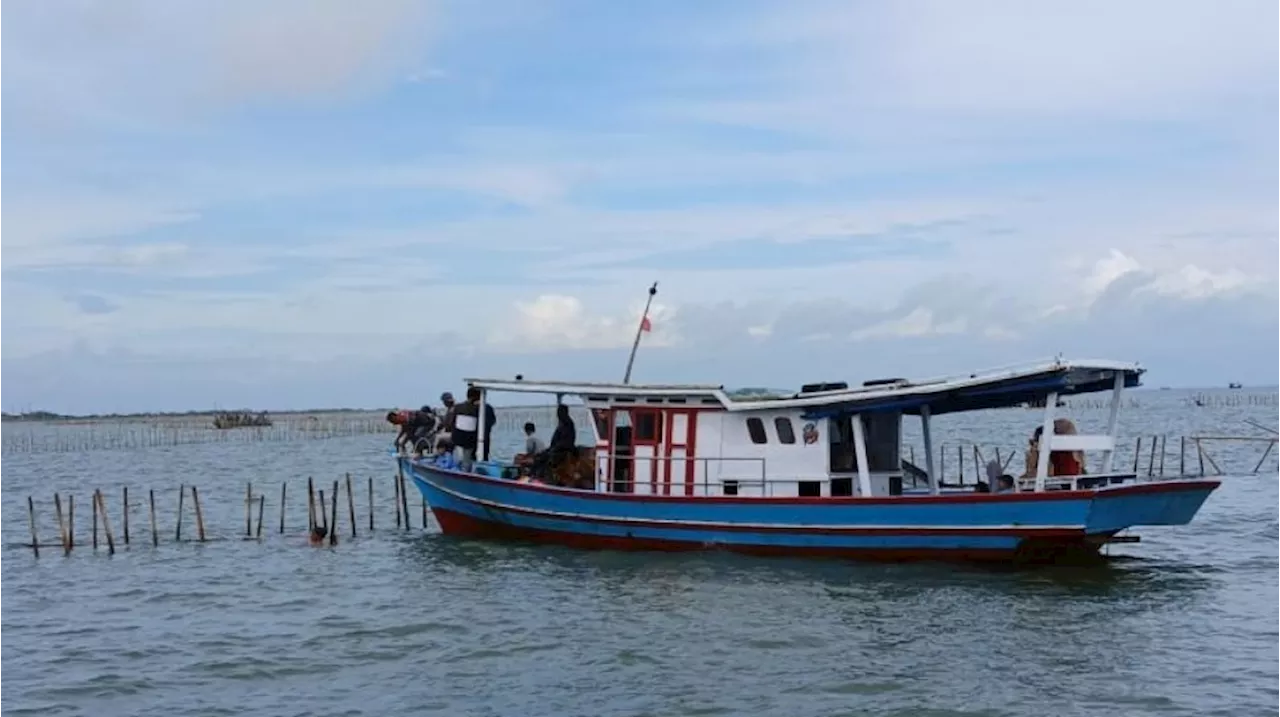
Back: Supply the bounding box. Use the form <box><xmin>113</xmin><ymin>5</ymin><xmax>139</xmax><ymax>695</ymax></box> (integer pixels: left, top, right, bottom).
<box><xmin>451</xmin><ymin>387</ymin><xmax>482</xmax><ymax>470</ymax></box>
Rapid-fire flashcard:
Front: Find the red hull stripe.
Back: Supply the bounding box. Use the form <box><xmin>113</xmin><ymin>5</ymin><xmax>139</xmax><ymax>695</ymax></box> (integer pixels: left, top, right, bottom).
<box><xmin>410</xmin><ymin>459</ymin><xmax>1219</xmax><ymax>506</ymax></box>
<box><xmin>430</xmin><ymin>507</ymin><xmax>1089</xmax><ymax>563</ymax></box>
<box><xmin>420</xmin><ymin>476</ymin><xmax>1086</xmax><ymax>537</ymax></box>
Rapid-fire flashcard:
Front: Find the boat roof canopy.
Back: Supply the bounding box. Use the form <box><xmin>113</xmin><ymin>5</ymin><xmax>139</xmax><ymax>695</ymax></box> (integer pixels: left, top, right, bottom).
<box><xmin>465</xmin><ymin>358</ymin><xmax>1143</xmax><ymax>417</ymax></box>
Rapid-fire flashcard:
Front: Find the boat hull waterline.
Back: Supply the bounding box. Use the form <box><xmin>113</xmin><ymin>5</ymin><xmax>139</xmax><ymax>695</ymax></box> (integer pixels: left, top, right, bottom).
<box><xmin>403</xmin><ymin>458</ymin><xmax>1219</xmax><ymax>564</ymax></box>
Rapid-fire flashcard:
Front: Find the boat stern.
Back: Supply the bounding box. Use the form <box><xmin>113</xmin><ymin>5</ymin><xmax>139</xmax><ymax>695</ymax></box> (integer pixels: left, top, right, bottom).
<box><xmin>1083</xmin><ymin>479</ymin><xmax>1220</xmax><ymax>534</ymax></box>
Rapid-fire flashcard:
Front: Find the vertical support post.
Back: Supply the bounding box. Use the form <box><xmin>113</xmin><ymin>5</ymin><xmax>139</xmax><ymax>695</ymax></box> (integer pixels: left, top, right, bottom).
<box><xmin>68</xmin><ymin>495</ymin><xmax>75</xmax><ymax>550</ymax></box>
<box><xmin>957</xmin><ymin>445</ymin><xmax>964</xmax><ymax>485</ymax></box>
<box><xmin>1132</xmin><ymin>437</ymin><xmax>1141</xmax><ymax>473</ymax></box>
<box><xmin>96</xmin><ymin>490</ymin><xmax>116</xmax><ymax>555</ymax></box>
<box><xmin>246</xmin><ymin>482</ymin><xmax>253</xmax><ymax>537</ymax></box>
<box><xmin>149</xmin><ymin>489</ymin><xmax>158</xmax><ymax>547</ymax></box>
<box><xmin>122</xmin><ymin>486</ymin><xmax>130</xmax><ymax>547</ymax></box>
<box><xmin>476</xmin><ymin>388</ymin><xmax>487</xmax><ymax>466</ymax></box>
<box><xmin>399</xmin><ymin>472</ymin><xmax>411</xmax><ymax>531</ymax></box>
<box><xmin>307</xmin><ymin>477</ymin><xmax>316</xmax><ymax>532</ymax></box>
<box><xmin>329</xmin><ymin>480</ymin><xmax>339</xmax><ymax>545</ymax></box>
<box><xmin>257</xmin><ymin>495</ymin><xmax>266</xmax><ymax>539</ymax></box>
<box><xmin>176</xmin><ymin>485</ymin><xmax>185</xmax><ymax>541</ymax></box>
<box><xmin>1034</xmin><ymin>392</ymin><xmax>1058</xmax><ymax>492</ymax></box>
<box><xmin>921</xmin><ymin>405</ymin><xmax>939</xmax><ymax>495</ymax></box>
<box><xmin>1147</xmin><ymin>436</ymin><xmax>1158</xmax><ymax>477</ymax></box>
<box><xmin>1157</xmin><ymin>435</ymin><xmax>1167</xmax><ymax>477</ymax></box>
<box><xmin>1197</xmin><ymin>439</ymin><xmax>1205</xmax><ymax>476</ymax></box>
<box><xmin>394</xmin><ymin>473</ymin><xmax>403</xmax><ymax>528</ymax></box>
<box><xmin>368</xmin><ymin>476</ymin><xmax>375</xmax><ymax>532</ymax></box>
<box><xmin>346</xmin><ymin>474</ymin><xmax>357</xmax><ymax>539</ymax></box>
<box><xmin>28</xmin><ymin>496</ymin><xmax>40</xmax><ymax>557</ymax></box>
<box><xmin>1101</xmin><ymin>371</ymin><xmax>1124</xmax><ymax>473</ymax></box>
<box><xmin>192</xmin><ymin>486</ymin><xmax>206</xmax><ymax>542</ymax></box>
<box><xmin>318</xmin><ymin>490</ymin><xmax>328</xmax><ymax>532</ymax></box>
<box><xmin>850</xmin><ymin>414</ymin><xmax>872</xmax><ymax>498</ymax></box>
<box><xmin>279</xmin><ymin>482</ymin><xmax>287</xmax><ymax>534</ymax></box>
<box><xmin>55</xmin><ymin>493</ymin><xmax>69</xmax><ymax>555</ymax></box>
<box><xmin>93</xmin><ymin>492</ymin><xmax>100</xmax><ymax>549</ymax></box>
<box><xmin>1179</xmin><ymin>436</ymin><xmax>1186</xmax><ymax>476</ymax></box>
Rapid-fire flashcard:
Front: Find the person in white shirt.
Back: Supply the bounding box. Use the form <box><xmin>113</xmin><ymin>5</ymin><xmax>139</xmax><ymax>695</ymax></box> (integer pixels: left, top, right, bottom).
<box><xmin>515</xmin><ymin>422</ymin><xmax>546</xmax><ymax>471</ymax></box>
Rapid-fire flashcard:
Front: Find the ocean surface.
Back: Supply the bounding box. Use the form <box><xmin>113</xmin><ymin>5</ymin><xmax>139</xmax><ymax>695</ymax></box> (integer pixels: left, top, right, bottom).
<box><xmin>2</xmin><ymin>389</ymin><xmax>1277</xmax><ymax>717</ymax></box>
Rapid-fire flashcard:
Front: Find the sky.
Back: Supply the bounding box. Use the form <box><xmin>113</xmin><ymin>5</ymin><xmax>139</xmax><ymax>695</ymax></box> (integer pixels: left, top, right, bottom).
<box><xmin>2</xmin><ymin>0</ymin><xmax>1277</xmax><ymax>414</ymax></box>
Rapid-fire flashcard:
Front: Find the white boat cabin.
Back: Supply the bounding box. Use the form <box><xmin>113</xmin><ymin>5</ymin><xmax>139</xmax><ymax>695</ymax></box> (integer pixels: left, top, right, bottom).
<box><xmin>468</xmin><ymin>359</ymin><xmax>1144</xmax><ymax>497</ymax></box>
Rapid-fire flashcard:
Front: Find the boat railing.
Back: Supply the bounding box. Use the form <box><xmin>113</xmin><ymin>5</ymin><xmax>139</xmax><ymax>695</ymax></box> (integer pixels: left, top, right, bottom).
<box><xmin>592</xmin><ymin>453</ymin><xmax>768</xmax><ymax>494</ymax></box>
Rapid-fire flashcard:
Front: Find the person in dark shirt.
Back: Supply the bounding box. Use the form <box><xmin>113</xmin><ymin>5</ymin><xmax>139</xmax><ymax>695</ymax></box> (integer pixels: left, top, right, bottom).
<box><xmin>482</xmin><ymin>401</ymin><xmax>497</xmax><ymax>461</ymax></box>
<box><xmin>386</xmin><ymin>408</ymin><xmax>438</xmax><ymax>454</ymax></box>
<box><xmin>531</xmin><ymin>404</ymin><xmax>577</xmax><ymax>480</ymax></box>
<box><xmin>451</xmin><ymin>387</ymin><xmax>482</xmax><ymax>470</ymax></box>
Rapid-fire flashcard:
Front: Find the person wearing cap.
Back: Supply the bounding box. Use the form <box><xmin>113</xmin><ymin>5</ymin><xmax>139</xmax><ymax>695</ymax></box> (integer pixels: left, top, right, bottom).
<box><xmin>436</xmin><ymin>392</ymin><xmax>457</xmax><ymax>452</ymax></box>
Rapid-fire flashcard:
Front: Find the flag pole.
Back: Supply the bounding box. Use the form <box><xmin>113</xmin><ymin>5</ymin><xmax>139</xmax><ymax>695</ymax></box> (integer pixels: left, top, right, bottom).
<box><xmin>622</xmin><ymin>282</ymin><xmax>658</xmax><ymax>384</ymax></box>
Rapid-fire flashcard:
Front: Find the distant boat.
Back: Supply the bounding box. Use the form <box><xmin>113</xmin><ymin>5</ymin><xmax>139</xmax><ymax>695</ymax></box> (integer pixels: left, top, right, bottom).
<box><xmin>1228</xmin><ymin>382</ymin><xmax>1243</xmax><ymax>389</ymax></box>
<box><xmin>398</xmin><ymin>358</ymin><xmax>1219</xmax><ymax>566</ymax></box>
<box><xmin>212</xmin><ymin>410</ymin><xmax>273</xmax><ymax>429</ymax></box>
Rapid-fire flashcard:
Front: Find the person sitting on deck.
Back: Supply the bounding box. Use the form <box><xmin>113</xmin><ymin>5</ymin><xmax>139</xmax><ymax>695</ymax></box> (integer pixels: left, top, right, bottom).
<box><xmin>515</xmin><ymin>422</ymin><xmax>547</xmax><ymax>470</ymax></box>
<box><xmin>1020</xmin><ymin>420</ymin><xmax>1088</xmax><ymax>480</ymax></box>
<box><xmin>531</xmin><ymin>404</ymin><xmax>577</xmax><ymax>482</ymax></box>
<box><xmin>1049</xmin><ymin>418</ymin><xmax>1087</xmax><ymax>477</ymax></box>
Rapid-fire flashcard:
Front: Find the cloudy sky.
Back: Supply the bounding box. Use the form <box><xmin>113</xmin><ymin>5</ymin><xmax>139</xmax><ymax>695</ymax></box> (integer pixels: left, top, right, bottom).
<box><xmin>2</xmin><ymin>0</ymin><xmax>1277</xmax><ymax>414</ymax></box>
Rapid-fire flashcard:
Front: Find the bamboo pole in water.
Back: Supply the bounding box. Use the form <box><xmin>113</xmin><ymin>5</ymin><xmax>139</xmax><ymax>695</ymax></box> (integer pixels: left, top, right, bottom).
<box><xmin>346</xmin><ymin>474</ymin><xmax>356</xmax><ymax>539</ymax></box>
<box><xmin>318</xmin><ymin>489</ymin><xmax>328</xmax><ymax>532</ymax></box>
<box><xmin>399</xmin><ymin>473</ymin><xmax>411</xmax><ymax>531</ymax></box>
<box><xmin>96</xmin><ymin>490</ymin><xmax>116</xmax><ymax>555</ymax></box>
<box><xmin>307</xmin><ymin>477</ymin><xmax>316</xmax><ymax>532</ymax></box>
<box><xmin>55</xmin><ymin>493</ymin><xmax>69</xmax><ymax>555</ymax></box>
<box><xmin>245</xmin><ymin>482</ymin><xmax>253</xmax><ymax>538</ymax></box>
<box><xmin>368</xmin><ymin>476</ymin><xmax>374</xmax><ymax>532</ymax></box>
<box><xmin>68</xmin><ymin>495</ymin><xmax>75</xmax><ymax>551</ymax></box>
<box><xmin>1147</xmin><ymin>436</ymin><xmax>1158</xmax><ymax>477</ymax></box>
<box><xmin>149</xmin><ymin>489</ymin><xmax>159</xmax><ymax>547</ymax></box>
<box><xmin>1180</xmin><ymin>436</ymin><xmax>1186</xmax><ymax>476</ymax></box>
<box><xmin>257</xmin><ymin>495</ymin><xmax>266</xmax><ymax>539</ymax></box>
<box><xmin>93</xmin><ymin>491</ymin><xmax>100</xmax><ymax>549</ymax></box>
<box><xmin>330</xmin><ymin>479</ymin><xmax>340</xmax><ymax>545</ymax></box>
<box><xmin>393</xmin><ymin>473</ymin><xmax>403</xmax><ymax>528</ymax></box>
<box><xmin>1157</xmin><ymin>436</ymin><xmax>1167</xmax><ymax>477</ymax></box>
<box><xmin>27</xmin><ymin>497</ymin><xmax>40</xmax><ymax>557</ymax></box>
<box><xmin>192</xmin><ymin>486</ymin><xmax>207</xmax><ymax>542</ymax></box>
<box><xmin>176</xmin><ymin>485</ymin><xmax>185</xmax><ymax>541</ymax></box>
<box><xmin>279</xmin><ymin>482</ymin><xmax>287</xmax><ymax>534</ymax></box>
<box><xmin>1133</xmin><ymin>437</ymin><xmax>1142</xmax><ymax>473</ymax></box>
<box><xmin>122</xmin><ymin>486</ymin><xmax>131</xmax><ymax>547</ymax></box>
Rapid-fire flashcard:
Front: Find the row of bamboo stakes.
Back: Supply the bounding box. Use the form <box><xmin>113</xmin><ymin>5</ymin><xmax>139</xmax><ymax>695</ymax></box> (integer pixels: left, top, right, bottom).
<box><xmin>913</xmin><ymin>434</ymin><xmax>1275</xmax><ymax>486</ymax></box>
<box><xmin>22</xmin><ymin>471</ymin><xmax>423</xmax><ymax>557</ymax></box>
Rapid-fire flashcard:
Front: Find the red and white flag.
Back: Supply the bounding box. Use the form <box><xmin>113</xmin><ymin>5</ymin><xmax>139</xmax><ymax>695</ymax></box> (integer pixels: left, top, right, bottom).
<box><xmin>640</xmin><ymin>316</ymin><xmax>652</xmax><ymax>332</ymax></box>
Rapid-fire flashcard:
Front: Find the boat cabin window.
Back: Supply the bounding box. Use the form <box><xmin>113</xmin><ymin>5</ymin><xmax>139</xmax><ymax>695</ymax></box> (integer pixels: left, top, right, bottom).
<box><xmin>634</xmin><ymin>411</ymin><xmax>662</xmax><ymax>442</ymax></box>
<box><xmin>861</xmin><ymin>413</ymin><xmax>901</xmax><ymax>472</ymax></box>
<box><xmin>746</xmin><ymin>417</ymin><xmax>768</xmax><ymax>444</ymax></box>
<box><xmin>723</xmin><ymin>480</ymin><xmax>739</xmax><ymax>496</ymax></box>
<box><xmin>798</xmin><ymin>481</ymin><xmax>821</xmax><ymax>497</ymax></box>
<box><xmin>828</xmin><ymin>416</ymin><xmax>856</xmax><ymax>472</ymax></box>
<box><xmin>774</xmin><ymin>417</ymin><xmax>796</xmax><ymax>444</ymax></box>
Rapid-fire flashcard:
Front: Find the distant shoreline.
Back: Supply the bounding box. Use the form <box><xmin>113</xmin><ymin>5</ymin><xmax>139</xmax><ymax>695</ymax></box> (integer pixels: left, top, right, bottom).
<box><xmin>4</xmin><ymin>386</ymin><xmax>1275</xmax><ymax>423</ymax></box>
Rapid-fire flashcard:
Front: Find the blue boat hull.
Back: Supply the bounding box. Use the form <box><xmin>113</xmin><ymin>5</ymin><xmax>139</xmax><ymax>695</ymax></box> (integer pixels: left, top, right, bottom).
<box><xmin>402</xmin><ymin>458</ymin><xmax>1219</xmax><ymax>564</ymax></box>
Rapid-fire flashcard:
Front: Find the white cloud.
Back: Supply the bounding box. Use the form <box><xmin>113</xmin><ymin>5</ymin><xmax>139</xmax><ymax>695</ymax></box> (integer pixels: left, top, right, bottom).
<box><xmin>487</xmin><ymin>295</ymin><xmax>675</xmax><ymax>352</ymax></box>
<box><xmin>2</xmin><ymin>0</ymin><xmax>436</xmax><ymax>132</ymax></box>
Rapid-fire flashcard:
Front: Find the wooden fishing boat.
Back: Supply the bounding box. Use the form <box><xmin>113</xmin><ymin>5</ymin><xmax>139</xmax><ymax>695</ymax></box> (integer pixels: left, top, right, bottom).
<box><xmin>398</xmin><ymin>358</ymin><xmax>1219</xmax><ymax>565</ymax></box>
